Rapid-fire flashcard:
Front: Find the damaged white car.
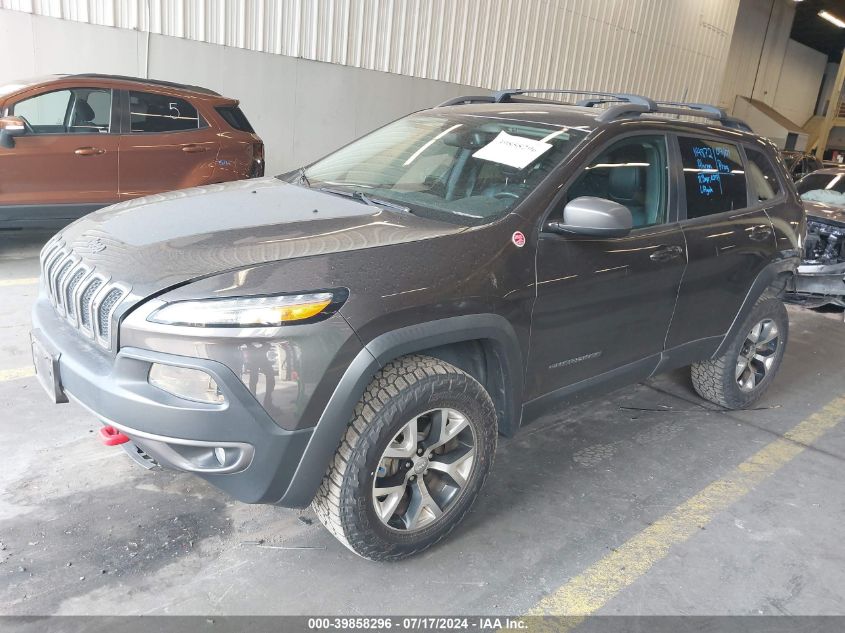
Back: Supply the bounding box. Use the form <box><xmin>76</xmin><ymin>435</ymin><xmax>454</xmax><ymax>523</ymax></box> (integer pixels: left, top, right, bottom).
<box><xmin>792</xmin><ymin>168</ymin><xmax>845</xmax><ymax>308</ymax></box>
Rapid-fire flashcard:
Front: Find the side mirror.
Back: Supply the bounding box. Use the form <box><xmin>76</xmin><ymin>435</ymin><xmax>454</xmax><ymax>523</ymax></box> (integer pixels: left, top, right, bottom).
<box><xmin>547</xmin><ymin>196</ymin><xmax>633</xmax><ymax>238</ymax></box>
<box><xmin>0</xmin><ymin>116</ymin><xmax>27</xmax><ymax>149</ymax></box>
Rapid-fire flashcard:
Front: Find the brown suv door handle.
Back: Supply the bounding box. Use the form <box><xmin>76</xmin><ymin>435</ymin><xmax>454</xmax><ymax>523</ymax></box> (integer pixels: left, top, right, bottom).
<box><xmin>74</xmin><ymin>147</ymin><xmax>105</xmax><ymax>156</ymax></box>
<box><xmin>181</xmin><ymin>144</ymin><xmax>207</xmax><ymax>153</ymax></box>
<box><xmin>649</xmin><ymin>245</ymin><xmax>684</xmax><ymax>262</ymax></box>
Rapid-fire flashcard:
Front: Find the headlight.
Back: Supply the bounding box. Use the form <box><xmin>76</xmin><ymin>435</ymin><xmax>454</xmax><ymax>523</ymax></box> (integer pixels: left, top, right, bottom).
<box><xmin>148</xmin><ymin>291</ymin><xmax>344</xmax><ymax>327</ymax></box>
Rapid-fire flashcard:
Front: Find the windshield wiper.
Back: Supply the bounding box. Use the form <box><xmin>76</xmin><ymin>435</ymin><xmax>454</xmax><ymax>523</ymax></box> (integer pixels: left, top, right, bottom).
<box><xmin>318</xmin><ymin>187</ymin><xmax>412</xmax><ymax>214</ymax></box>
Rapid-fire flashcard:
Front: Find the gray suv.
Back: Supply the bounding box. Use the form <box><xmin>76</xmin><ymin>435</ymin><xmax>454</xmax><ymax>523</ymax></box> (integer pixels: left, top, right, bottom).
<box><xmin>31</xmin><ymin>90</ymin><xmax>804</xmax><ymax>560</ymax></box>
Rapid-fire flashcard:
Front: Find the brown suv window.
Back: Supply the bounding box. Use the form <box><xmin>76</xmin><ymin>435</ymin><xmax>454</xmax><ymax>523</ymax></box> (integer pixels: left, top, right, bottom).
<box><xmin>215</xmin><ymin>105</ymin><xmax>254</xmax><ymax>133</ymax></box>
<box><xmin>12</xmin><ymin>88</ymin><xmax>112</xmax><ymax>134</ymax></box>
<box><xmin>678</xmin><ymin>136</ymin><xmax>747</xmax><ymax>218</ymax></box>
<box><xmin>129</xmin><ymin>91</ymin><xmax>203</xmax><ymax>133</ymax></box>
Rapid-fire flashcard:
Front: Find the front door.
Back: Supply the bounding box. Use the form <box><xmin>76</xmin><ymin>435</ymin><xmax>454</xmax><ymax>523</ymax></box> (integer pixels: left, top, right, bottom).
<box><xmin>526</xmin><ymin>133</ymin><xmax>687</xmax><ymax>402</ymax></box>
<box><xmin>0</xmin><ymin>87</ymin><xmax>118</xmax><ymax>223</ymax></box>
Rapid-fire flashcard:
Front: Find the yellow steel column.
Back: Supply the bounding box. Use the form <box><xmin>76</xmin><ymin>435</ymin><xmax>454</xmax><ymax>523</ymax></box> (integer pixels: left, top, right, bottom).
<box><xmin>816</xmin><ymin>49</ymin><xmax>845</xmax><ymax>159</ymax></box>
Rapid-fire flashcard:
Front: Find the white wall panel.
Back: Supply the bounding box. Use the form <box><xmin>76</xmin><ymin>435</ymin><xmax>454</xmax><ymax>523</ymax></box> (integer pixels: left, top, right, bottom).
<box><xmin>719</xmin><ymin>0</ymin><xmax>796</xmax><ymax>112</ymax></box>
<box><xmin>1</xmin><ymin>0</ymin><xmax>741</xmax><ymax>103</ymax></box>
<box><xmin>773</xmin><ymin>39</ymin><xmax>826</xmax><ymax>126</ymax></box>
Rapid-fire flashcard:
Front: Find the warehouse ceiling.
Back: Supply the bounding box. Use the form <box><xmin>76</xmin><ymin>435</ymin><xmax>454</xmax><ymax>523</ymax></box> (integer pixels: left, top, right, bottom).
<box><xmin>792</xmin><ymin>0</ymin><xmax>845</xmax><ymax>60</ymax></box>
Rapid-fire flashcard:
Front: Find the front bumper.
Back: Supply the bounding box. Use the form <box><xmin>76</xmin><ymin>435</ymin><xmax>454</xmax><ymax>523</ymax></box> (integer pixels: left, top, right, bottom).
<box><xmin>790</xmin><ymin>261</ymin><xmax>845</xmax><ymax>307</ymax></box>
<box><xmin>32</xmin><ymin>297</ymin><xmax>314</xmax><ymax>505</ymax></box>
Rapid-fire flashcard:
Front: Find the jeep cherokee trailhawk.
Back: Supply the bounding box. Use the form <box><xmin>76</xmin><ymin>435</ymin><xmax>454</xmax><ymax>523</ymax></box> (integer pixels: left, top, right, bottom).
<box><xmin>31</xmin><ymin>89</ymin><xmax>804</xmax><ymax>560</ymax></box>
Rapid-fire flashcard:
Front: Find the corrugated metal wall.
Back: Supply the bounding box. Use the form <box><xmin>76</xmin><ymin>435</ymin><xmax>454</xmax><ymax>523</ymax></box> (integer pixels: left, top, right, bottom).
<box><xmin>1</xmin><ymin>0</ymin><xmax>740</xmax><ymax>103</ymax></box>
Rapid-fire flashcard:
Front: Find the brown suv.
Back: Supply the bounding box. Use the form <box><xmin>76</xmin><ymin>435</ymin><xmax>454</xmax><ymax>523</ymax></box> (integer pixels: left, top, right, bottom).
<box><xmin>0</xmin><ymin>74</ymin><xmax>264</xmax><ymax>229</ymax></box>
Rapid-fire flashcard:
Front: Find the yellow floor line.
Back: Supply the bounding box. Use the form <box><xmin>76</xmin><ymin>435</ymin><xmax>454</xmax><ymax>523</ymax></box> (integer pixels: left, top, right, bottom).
<box><xmin>527</xmin><ymin>395</ymin><xmax>845</xmax><ymax>621</ymax></box>
<box><xmin>0</xmin><ymin>366</ymin><xmax>35</xmax><ymax>382</ymax></box>
<box><xmin>0</xmin><ymin>277</ymin><xmax>38</xmax><ymax>287</ymax></box>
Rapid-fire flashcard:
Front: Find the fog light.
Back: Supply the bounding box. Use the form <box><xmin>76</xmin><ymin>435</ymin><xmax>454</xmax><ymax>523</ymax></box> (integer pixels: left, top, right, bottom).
<box><xmin>148</xmin><ymin>364</ymin><xmax>226</xmax><ymax>404</ymax></box>
<box><xmin>214</xmin><ymin>447</ymin><xmax>227</xmax><ymax>466</ymax></box>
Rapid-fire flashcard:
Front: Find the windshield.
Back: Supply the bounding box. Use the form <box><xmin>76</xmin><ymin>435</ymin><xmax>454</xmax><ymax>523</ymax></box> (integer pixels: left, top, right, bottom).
<box><xmin>797</xmin><ymin>172</ymin><xmax>845</xmax><ymax>208</ymax></box>
<box><xmin>295</xmin><ymin>112</ymin><xmax>589</xmax><ymax>225</ymax></box>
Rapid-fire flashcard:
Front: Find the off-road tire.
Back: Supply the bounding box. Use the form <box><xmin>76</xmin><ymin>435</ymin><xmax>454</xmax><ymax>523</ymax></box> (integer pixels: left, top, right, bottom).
<box><xmin>311</xmin><ymin>354</ymin><xmax>497</xmax><ymax>561</ymax></box>
<box><xmin>691</xmin><ymin>297</ymin><xmax>788</xmax><ymax>409</ymax></box>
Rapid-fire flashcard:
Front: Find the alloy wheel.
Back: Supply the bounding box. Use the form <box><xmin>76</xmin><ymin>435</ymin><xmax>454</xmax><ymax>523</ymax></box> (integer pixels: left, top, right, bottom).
<box><xmin>735</xmin><ymin>318</ymin><xmax>780</xmax><ymax>392</ymax></box>
<box><xmin>372</xmin><ymin>408</ymin><xmax>476</xmax><ymax>531</ymax></box>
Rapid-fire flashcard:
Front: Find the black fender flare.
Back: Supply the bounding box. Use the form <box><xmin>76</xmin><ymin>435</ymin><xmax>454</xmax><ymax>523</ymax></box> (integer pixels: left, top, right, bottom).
<box><xmin>277</xmin><ymin>314</ymin><xmax>524</xmax><ymax>507</ymax></box>
<box><xmin>713</xmin><ymin>257</ymin><xmax>798</xmax><ymax>358</ymax></box>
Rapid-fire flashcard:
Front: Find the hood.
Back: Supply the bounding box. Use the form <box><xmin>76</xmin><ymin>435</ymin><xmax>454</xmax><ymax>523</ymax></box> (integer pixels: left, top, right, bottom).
<box><xmin>803</xmin><ymin>200</ymin><xmax>845</xmax><ymax>228</ymax></box>
<box><xmin>55</xmin><ymin>178</ymin><xmax>464</xmax><ymax>296</ymax></box>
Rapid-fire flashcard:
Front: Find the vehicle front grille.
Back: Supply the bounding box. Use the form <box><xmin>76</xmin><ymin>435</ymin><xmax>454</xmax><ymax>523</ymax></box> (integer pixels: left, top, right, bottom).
<box><xmin>39</xmin><ymin>238</ymin><xmax>129</xmax><ymax>351</ymax></box>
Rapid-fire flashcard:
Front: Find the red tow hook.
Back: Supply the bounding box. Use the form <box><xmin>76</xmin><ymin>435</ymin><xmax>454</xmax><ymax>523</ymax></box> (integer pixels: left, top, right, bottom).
<box><xmin>99</xmin><ymin>425</ymin><xmax>130</xmax><ymax>446</ymax></box>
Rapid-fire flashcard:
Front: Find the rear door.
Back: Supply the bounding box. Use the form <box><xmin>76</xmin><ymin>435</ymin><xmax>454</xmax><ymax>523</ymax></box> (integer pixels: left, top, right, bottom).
<box><xmin>117</xmin><ymin>89</ymin><xmax>220</xmax><ymax>199</ymax></box>
<box><xmin>0</xmin><ymin>86</ymin><xmax>118</xmax><ymax>222</ymax></box>
<box><xmin>525</xmin><ymin>132</ymin><xmax>687</xmax><ymax>402</ymax></box>
<box><xmin>665</xmin><ymin>135</ymin><xmax>777</xmax><ymax>350</ymax></box>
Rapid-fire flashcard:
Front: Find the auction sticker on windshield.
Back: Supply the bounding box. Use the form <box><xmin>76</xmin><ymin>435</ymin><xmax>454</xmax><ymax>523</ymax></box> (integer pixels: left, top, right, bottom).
<box><xmin>473</xmin><ymin>130</ymin><xmax>552</xmax><ymax>169</ymax></box>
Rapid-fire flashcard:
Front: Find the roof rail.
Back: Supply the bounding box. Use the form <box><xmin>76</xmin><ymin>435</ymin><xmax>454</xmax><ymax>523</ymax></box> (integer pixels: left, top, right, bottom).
<box><xmin>438</xmin><ymin>88</ymin><xmax>751</xmax><ymax>132</ymax></box>
<box><xmin>70</xmin><ymin>74</ymin><xmax>221</xmax><ymax>97</ymax></box>
<box><xmin>437</xmin><ymin>95</ymin><xmax>496</xmax><ymax>107</ymax></box>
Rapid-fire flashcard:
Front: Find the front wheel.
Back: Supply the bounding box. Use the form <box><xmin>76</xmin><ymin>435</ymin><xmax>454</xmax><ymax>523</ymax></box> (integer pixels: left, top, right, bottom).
<box><xmin>311</xmin><ymin>354</ymin><xmax>497</xmax><ymax>561</ymax></box>
<box><xmin>691</xmin><ymin>297</ymin><xmax>788</xmax><ymax>409</ymax></box>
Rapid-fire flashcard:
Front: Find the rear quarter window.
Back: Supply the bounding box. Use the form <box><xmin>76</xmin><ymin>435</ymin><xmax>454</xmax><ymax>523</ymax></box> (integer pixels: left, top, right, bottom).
<box><xmin>216</xmin><ymin>105</ymin><xmax>254</xmax><ymax>133</ymax></box>
<box><xmin>678</xmin><ymin>136</ymin><xmax>747</xmax><ymax>219</ymax></box>
<box><xmin>744</xmin><ymin>147</ymin><xmax>782</xmax><ymax>202</ymax></box>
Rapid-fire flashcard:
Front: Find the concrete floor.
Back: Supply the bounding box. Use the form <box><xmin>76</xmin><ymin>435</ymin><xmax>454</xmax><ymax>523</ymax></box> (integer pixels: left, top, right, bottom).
<box><xmin>1</xmin><ymin>230</ymin><xmax>844</xmax><ymax>617</ymax></box>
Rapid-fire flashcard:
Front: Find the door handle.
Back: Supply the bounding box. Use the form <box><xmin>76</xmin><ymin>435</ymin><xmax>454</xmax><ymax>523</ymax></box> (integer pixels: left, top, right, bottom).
<box><xmin>649</xmin><ymin>245</ymin><xmax>684</xmax><ymax>263</ymax></box>
<box><xmin>749</xmin><ymin>225</ymin><xmax>773</xmax><ymax>241</ymax></box>
<box><xmin>181</xmin><ymin>144</ymin><xmax>207</xmax><ymax>153</ymax></box>
<box><xmin>74</xmin><ymin>147</ymin><xmax>105</xmax><ymax>156</ymax></box>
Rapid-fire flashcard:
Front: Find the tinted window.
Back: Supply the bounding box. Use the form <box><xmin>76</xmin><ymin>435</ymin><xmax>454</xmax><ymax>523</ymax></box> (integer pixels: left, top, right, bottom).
<box><xmin>565</xmin><ymin>135</ymin><xmax>668</xmax><ymax>228</ymax></box>
<box><xmin>129</xmin><ymin>91</ymin><xmax>202</xmax><ymax>133</ymax></box>
<box><xmin>216</xmin><ymin>105</ymin><xmax>254</xmax><ymax>133</ymax></box>
<box><xmin>745</xmin><ymin>148</ymin><xmax>781</xmax><ymax>202</ymax></box>
<box><xmin>678</xmin><ymin>136</ymin><xmax>747</xmax><ymax>218</ymax></box>
<box><xmin>12</xmin><ymin>88</ymin><xmax>111</xmax><ymax>134</ymax></box>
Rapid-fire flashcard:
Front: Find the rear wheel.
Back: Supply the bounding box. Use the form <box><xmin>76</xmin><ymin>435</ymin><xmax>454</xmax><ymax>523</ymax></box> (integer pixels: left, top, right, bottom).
<box><xmin>311</xmin><ymin>354</ymin><xmax>497</xmax><ymax>561</ymax></box>
<box><xmin>691</xmin><ymin>297</ymin><xmax>788</xmax><ymax>409</ymax></box>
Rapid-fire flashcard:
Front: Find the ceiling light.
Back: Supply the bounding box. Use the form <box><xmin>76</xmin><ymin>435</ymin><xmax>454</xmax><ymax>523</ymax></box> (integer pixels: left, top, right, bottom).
<box><xmin>819</xmin><ymin>10</ymin><xmax>845</xmax><ymax>28</ymax></box>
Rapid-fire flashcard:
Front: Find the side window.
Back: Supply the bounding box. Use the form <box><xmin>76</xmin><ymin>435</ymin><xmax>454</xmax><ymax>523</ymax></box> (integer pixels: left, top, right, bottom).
<box><xmin>564</xmin><ymin>135</ymin><xmax>668</xmax><ymax>228</ymax></box>
<box><xmin>129</xmin><ymin>91</ymin><xmax>202</xmax><ymax>133</ymax></box>
<box><xmin>11</xmin><ymin>88</ymin><xmax>111</xmax><ymax>134</ymax></box>
<box><xmin>678</xmin><ymin>136</ymin><xmax>747</xmax><ymax>218</ymax></box>
<box><xmin>566</xmin><ymin>135</ymin><xmax>668</xmax><ymax>228</ymax></box>
<box><xmin>745</xmin><ymin>148</ymin><xmax>782</xmax><ymax>202</ymax></box>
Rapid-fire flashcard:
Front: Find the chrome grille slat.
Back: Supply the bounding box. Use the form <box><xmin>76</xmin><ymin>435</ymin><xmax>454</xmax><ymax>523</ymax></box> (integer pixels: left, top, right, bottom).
<box><xmin>39</xmin><ymin>238</ymin><xmax>129</xmax><ymax>352</ymax></box>
<box><xmin>79</xmin><ymin>277</ymin><xmax>104</xmax><ymax>330</ymax></box>
<box><xmin>40</xmin><ymin>240</ymin><xmax>62</xmax><ymax>281</ymax></box>
<box><xmin>44</xmin><ymin>249</ymin><xmax>68</xmax><ymax>304</ymax></box>
<box><xmin>52</xmin><ymin>259</ymin><xmax>75</xmax><ymax>313</ymax></box>
<box><xmin>64</xmin><ymin>269</ymin><xmax>87</xmax><ymax>319</ymax></box>
<box><xmin>97</xmin><ymin>289</ymin><xmax>124</xmax><ymax>340</ymax></box>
